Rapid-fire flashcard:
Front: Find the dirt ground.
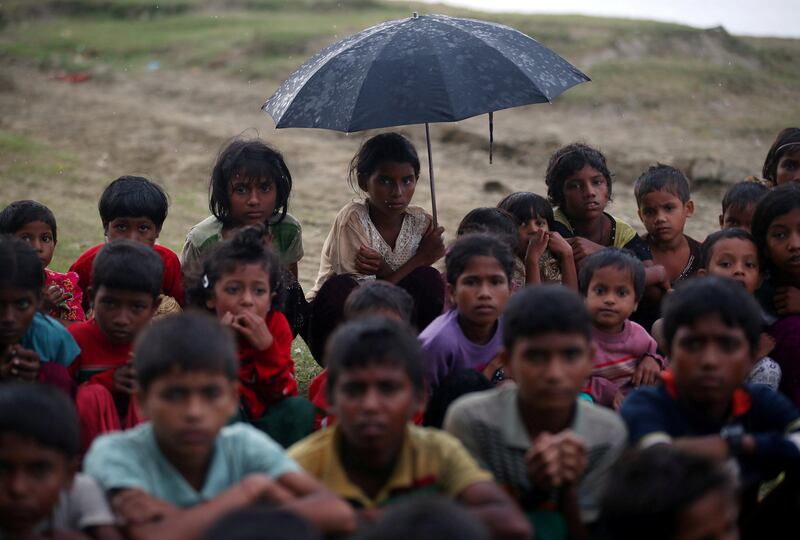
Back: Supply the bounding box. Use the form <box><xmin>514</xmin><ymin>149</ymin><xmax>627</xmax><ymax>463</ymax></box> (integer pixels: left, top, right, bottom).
<box><xmin>0</xmin><ymin>62</ymin><xmax>749</xmax><ymax>290</ymax></box>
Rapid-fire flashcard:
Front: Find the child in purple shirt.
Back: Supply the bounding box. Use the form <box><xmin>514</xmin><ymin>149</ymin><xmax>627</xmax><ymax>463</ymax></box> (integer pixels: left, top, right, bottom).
<box><xmin>419</xmin><ymin>234</ymin><xmax>514</xmax><ymax>393</ymax></box>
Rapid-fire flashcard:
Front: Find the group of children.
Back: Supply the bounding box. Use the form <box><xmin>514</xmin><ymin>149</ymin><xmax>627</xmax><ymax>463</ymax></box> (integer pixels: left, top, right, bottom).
<box><xmin>1</xmin><ymin>126</ymin><xmax>800</xmax><ymax>539</ymax></box>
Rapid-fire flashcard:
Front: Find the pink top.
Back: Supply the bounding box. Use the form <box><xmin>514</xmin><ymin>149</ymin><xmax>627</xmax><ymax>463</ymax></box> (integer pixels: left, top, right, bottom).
<box><xmin>45</xmin><ymin>269</ymin><xmax>85</xmax><ymax>322</ymax></box>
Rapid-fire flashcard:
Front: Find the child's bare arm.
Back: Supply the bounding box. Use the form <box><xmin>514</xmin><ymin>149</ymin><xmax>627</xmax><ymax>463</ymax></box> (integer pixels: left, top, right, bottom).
<box><xmin>457</xmin><ymin>481</ymin><xmax>533</xmax><ymax>540</ymax></box>
<box><xmin>273</xmin><ymin>471</ymin><xmax>357</xmax><ymax>535</ymax></box>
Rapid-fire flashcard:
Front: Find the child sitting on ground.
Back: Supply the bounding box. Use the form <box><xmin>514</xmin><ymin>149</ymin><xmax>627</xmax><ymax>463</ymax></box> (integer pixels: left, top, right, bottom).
<box><xmin>0</xmin><ymin>382</ymin><xmax>120</xmax><ymax>540</ymax></box>
<box><xmin>84</xmin><ymin>312</ymin><xmax>356</xmax><ymax>540</ymax></box>
<box><xmin>579</xmin><ymin>249</ymin><xmax>663</xmax><ymax>409</ymax></box>
<box><xmin>0</xmin><ymin>200</ymin><xmax>85</xmax><ymax>323</ymax></box>
<box><xmin>600</xmin><ymin>447</ymin><xmax>738</xmax><ymax>540</ymax></box>
<box><xmin>621</xmin><ymin>277</ymin><xmax>800</xmax><ymax>533</ymax></box>
<box><xmin>445</xmin><ymin>285</ymin><xmax>628</xmax><ymax>540</ymax></box>
<box><xmin>187</xmin><ymin>225</ymin><xmax>314</xmax><ymax>447</ymax></box>
<box><xmin>497</xmin><ymin>191</ymin><xmax>577</xmax><ymax>290</ymax></box>
<box><xmin>69</xmin><ymin>175</ymin><xmax>183</xmax><ymax>313</ymax></box>
<box><xmin>0</xmin><ymin>236</ymin><xmax>78</xmax><ymax>394</ymax></box>
<box><xmin>68</xmin><ymin>241</ymin><xmax>163</xmax><ymax>452</ymax></box>
<box><xmin>288</xmin><ymin>318</ymin><xmax>531</xmax><ymax>539</ymax></box>
<box><xmin>419</xmin><ymin>233</ymin><xmax>513</xmax><ymax>394</ymax></box>
<box><xmin>719</xmin><ymin>181</ymin><xmax>768</xmax><ymax>233</ymax></box>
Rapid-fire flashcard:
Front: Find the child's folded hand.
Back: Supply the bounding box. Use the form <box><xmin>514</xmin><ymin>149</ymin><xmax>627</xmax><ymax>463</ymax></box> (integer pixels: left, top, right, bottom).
<box><xmin>2</xmin><ymin>346</ymin><xmax>40</xmax><ymax>381</ymax></box>
<box><xmin>556</xmin><ymin>432</ymin><xmax>588</xmax><ymax>485</ymax></box>
<box><xmin>566</xmin><ymin>237</ymin><xmax>603</xmax><ymax>265</ymax></box>
<box><xmin>43</xmin><ymin>284</ymin><xmax>68</xmax><ymax>311</ymax></box>
<box><xmin>524</xmin><ymin>230</ymin><xmax>549</xmax><ymax>270</ymax></box>
<box><xmin>112</xmin><ymin>488</ymin><xmax>179</xmax><ymax>525</ymax></box>
<box><xmin>757</xmin><ymin>332</ymin><xmax>776</xmax><ymax>359</ymax></box>
<box><xmin>774</xmin><ymin>286</ymin><xmax>800</xmax><ymax>316</ymax></box>
<box><xmin>231</xmin><ymin>310</ymin><xmax>274</xmax><ymax>351</ymax></box>
<box><xmin>633</xmin><ymin>355</ymin><xmax>661</xmax><ymax>387</ymax></box>
<box><xmin>416</xmin><ymin>223</ymin><xmax>446</xmax><ymax>266</ymax></box>
<box><xmin>113</xmin><ymin>364</ymin><xmax>138</xmax><ymax>395</ymax></box>
<box><xmin>355</xmin><ymin>245</ymin><xmax>384</xmax><ymax>275</ymax></box>
<box><xmin>547</xmin><ymin>232</ymin><xmax>573</xmax><ymax>259</ymax></box>
<box><xmin>525</xmin><ymin>432</ymin><xmax>564</xmax><ymax>488</ymax></box>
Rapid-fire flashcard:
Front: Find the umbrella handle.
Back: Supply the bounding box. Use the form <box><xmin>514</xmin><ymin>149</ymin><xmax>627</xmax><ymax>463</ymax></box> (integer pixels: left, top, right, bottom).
<box><xmin>425</xmin><ymin>123</ymin><xmax>438</xmax><ymax>227</ymax></box>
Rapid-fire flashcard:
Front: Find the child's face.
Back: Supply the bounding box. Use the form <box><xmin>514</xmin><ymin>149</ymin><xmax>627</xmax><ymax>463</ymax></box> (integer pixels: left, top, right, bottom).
<box><xmin>703</xmin><ymin>238</ymin><xmax>760</xmax><ymax>294</ymax></box>
<box><xmin>449</xmin><ymin>256</ymin><xmax>511</xmax><ymax>330</ymax></box>
<box><xmin>105</xmin><ymin>217</ymin><xmax>159</xmax><ymax>246</ymax></box>
<box><xmin>517</xmin><ymin>215</ymin><xmax>549</xmax><ymax>255</ymax></box>
<box><xmin>505</xmin><ymin>332</ymin><xmax>593</xmax><ymax>413</ymax></box>
<box><xmin>92</xmin><ymin>286</ymin><xmax>158</xmax><ymax>345</ymax></box>
<box><xmin>637</xmin><ymin>190</ymin><xmax>693</xmax><ymax>244</ymax></box>
<box><xmin>669</xmin><ymin>314</ymin><xmax>754</xmax><ymax>413</ymax></box>
<box><xmin>0</xmin><ymin>433</ymin><xmax>74</xmax><ymax>536</ymax></box>
<box><xmin>764</xmin><ymin>207</ymin><xmax>800</xmax><ymax>281</ymax></box>
<box><xmin>13</xmin><ymin>221</ymin><xmax>55</xmax><ymax>268</ymax></box>
<box><xmin>585</xmin><ymin>266</ymin><xmax>638</xmax><ymax>333</ymax></box>
<box><xmin>0</xmin><ymin>289</ymin><xmax>39</xmax><ymax>348</ymax></box>
<box><xmin>139</xmin><ymin>369</ymin><xmax>239</xmax><ymax>466</ymax></box>
<box><xmin>674</xmin><ymin>487</ymin><xmax>738</xmax><ymax>540</ymax></box>
<box><xmin>331</xmin><ymin>363</ymin><xmax>422</xmax><ymax>458</ymax></box>
<box><xmin>207</xmin><ymin>263</ymin><xmax>272</xmax><ymax>319</ymax></box>
<box><xmin>719</xmin><ymin>203</ymin><xmax>755</xmax><ymax>233</ymax></box>
<box><xmin>228</xmin><ymin>176</ymin><xmax>278</xmax><ymax>227</ymax></box>
<box><xmin>561</xmin><ymin>165</ymin><xmax>609</xmax><ymax>221</ymax></box>
<box><xmin>359</xmin><ymin>161</ymin><xmax>418</xmax><ymax>219</ymax></box>
<box><xmin>775</xmin><ymin>148</ymin><xmax>800</xmax><ymax>186</ymax></box>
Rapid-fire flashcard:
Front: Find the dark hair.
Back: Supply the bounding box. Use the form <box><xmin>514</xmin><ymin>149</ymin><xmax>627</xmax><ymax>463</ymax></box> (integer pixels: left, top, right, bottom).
<box><xmin>751</xmin><ymin>183</ymin><xmax>800</xmax><ymax>274</ymax></box>
<box><xmin>634</xmin><ymin>164</ymin><xmax>691</xmax><ymax>205</ymax></box>
<box><xmin>204</xmin><ymin>507</ymin><xmax>321</xmax><ymax>540</ymax></box>
<box><xmin>762</xmin><ymin>127</ymin><xmax>800</xmax><ymax>184</ymax></box>
<box><xmin>0</xmin><ymin>382</ymin><xmax>80</xmax><ymax>458</ymax></box>
<box><xmin>349</xmin><ymin>132</ymin><xmax>420</xmax><ymax>192</ymax></box>
<box><xmin>98</xmin><ymin>176</ymin><xmax>169</xmax><ymax>230</ymax></box>
<box><xmin>503</xmin><ymin>284</ymin><xmax>592</xmax><ymax>350</ymax></box>
<box><xmin>135</xmin><ymin>312</ymin><xmax>239</xmax><ymax>391</ymax></box>
<box><xmin>662</xmin><ymin>276</ymin><xmax>762</xmax><ymax>354</ymax></box>
<box><xmin>356</xmin><ymin>497</ymin><xmax>490</xmax><ymax>540</ymax></box>
<box><xmin>579</xmin><ymin>248</ymin><xmax>646</xmax><ymax>302</ymax></box>
<box><xmin>445</xmin><ymin>233</ymin><xmax>515</xmax><ymax>286</ymax></box>
<box><xmin>456</xmin><ymin>207</ymin><xmax>518</xmax><ymax>255</ymax></box>
<box><xmin>545</xmin><ymin>143</ymin><xmax>613</xmax><ymax>210</ymax></box>
<box><xmin>187</xmin><ymin>225</ymin><xmax>284</xmax><ymax>311</ymax></box>
<box><xmin>92</xmin><ymin>240</ymin><xmax>163</xmax><ymax>299</ymax></box>
<box><xmin>0</xmin><ymin>235</ymin><xmax>44</xmax><ymax>294</ymax></box>
<box><xmin>497</xmin><ymin>191</ymin><xmax>555</xmax><ymax>229</ymax></box>
<box><xmin>700</xmin><ymin>229</ymin><xmax>759</xmax><ymax>270</ymax></box>
<box><xmin>0</xmin><ymin>200</ymin><xmax>58</xmax><ymax>243</ymax></box>
<box><xmin>209</xmin><ymin>139</ymin><xmax>293</xmax><ymax>227</ymax></box>
<box><xmin>344</xmin><ymin>281</ymin><xmax>414</xmax><ymax>323</ymax></box>
<box><xmin>721</xmin><ymin>181</ymin><xmax>768</xmax><ymax>214</ymax></box>
<box><xmin>325</xmin><ymin>318</ymin><xmax>425</xmax><ymax>401</ymax></box>
<box><xmin>601</xmin><ymin>447</ymin><xmax>734</xmax><ymax>540</ymax></box>
<box><xmin>423</xmin><ymin>370</ymin><xmax>492</xmax><ymax>429</ymax></box>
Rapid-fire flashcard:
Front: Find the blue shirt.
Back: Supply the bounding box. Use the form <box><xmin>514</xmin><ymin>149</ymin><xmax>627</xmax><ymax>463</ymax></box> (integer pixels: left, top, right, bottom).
<box><xmin>84</xmin><ymin>423</ymin><xmax>300</xmax><ymax>507</ymax></box>
<box><xmin>20</xmin><ymin>312</ymin><xmax>79</xmax><ymax>366</ymax></box>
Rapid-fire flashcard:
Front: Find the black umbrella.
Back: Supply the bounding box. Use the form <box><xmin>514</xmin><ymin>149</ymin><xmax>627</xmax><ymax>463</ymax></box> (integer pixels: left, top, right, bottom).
<box><xmin>263</xmin><ymin>13</ymin><xmax>589</xmax><ymax>224</ymax></box>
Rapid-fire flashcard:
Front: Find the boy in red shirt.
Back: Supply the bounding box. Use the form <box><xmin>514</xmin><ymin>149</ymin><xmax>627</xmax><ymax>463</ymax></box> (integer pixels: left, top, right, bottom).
<box><xmin>69</xmin><ymin>175</ymin><xmax>183</xmax><ymax>310</ymax></box>
<box><xmin>69</xmin><ymin>241</ymin><xmax>162</xmax><ymax>452</ymax></box>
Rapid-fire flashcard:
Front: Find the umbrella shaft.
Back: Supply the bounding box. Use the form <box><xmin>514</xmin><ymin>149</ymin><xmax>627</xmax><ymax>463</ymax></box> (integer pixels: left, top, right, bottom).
<box><xmin>426</xmin><ymin>123</ymin><xmax>438</xmax><ymax>227</ymax></box>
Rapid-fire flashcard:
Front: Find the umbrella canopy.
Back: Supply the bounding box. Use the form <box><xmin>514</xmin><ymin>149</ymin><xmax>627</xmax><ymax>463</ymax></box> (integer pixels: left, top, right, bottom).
<box><xmin>263</xmin><ymin>13</ymin><xmax>589</xmax><ymax>132</ymax></box>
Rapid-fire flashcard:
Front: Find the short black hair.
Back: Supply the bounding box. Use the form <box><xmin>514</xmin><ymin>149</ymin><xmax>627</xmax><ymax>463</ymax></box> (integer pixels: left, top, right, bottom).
<box><xmin>92</xmin><ymin>240</ymin><xmax>163</xmax><ymax>299</ymax></box>
<box><xmin>0</xmin><ymin>200</ymin><xmax>58</xmax><ymax>243</ymax></box>
<box><xmin>0</xmin><ymin>235</ymin><xmax>44</xmax><ymax>294</ymax></box>
<box><xmin>186</xmin><ymin>225</ymin><xmax>284</xmax><ymax>311</ymax></box>
<box><xmin>209</xmin><ymin>138</ymin><xmax>293</xmax><ymax>227</ymax></box>
<box><xmin>204</xmin><ymin>507</ymin><xmax>321</xmax><ymax>540</ymax></box>
<box><xmin>445</xmin><ymin>233</ymin><xmax>515</xmax><ymax>286</ymax></box>
<box><xmin>344</xmin><ymin>281</ymin><xmax>414</xmax><ymax>323</ymax></box>
<box><xmin>456</xmin><ymin>207</ymin><xmax>517</xmax><ymax>238</ymax></box>
<box><xmin>98</xmin><ymin>175</ymin><xmax>169</xmax><ymax>230</ymax></box>
<box><xmin>600</xmin><ymin>447</ymin><xmax>734</xmax><ymax>540</ymax></box>
<box><xmin>356</xmin><ymin>497</ymin><xmax>490</xmax><ymax>540</ymax></box>
<box><xmin>751</xmin><ymin>183</ymin><xmax>800</xmax><ymax>275</ymax></box>
<box><xmin>0</xmin><ymin>382</ymin><xmax>80</xmax><ymax>458</ymax></box>
<box><xmin>503</xmin><ymin>285</ymin><xmax>592</xmax><ymax>351</ymax></box>
<box><xmin>579</xmin><ymin>248</ymin><xmax>646</xmax><ymax>302</ymax></box>
<box><xmin>497</xmin><ymin>191</ymin><xmax>555</xmax><ymax>229</ymax></box>
<box><xmin>634</xmin><ymin>164</ymin><xmax>691</xmax><ymax>205</ymax></box>
<box><xmin>762</xmin><ymin>127</ymin><xmax>800</xmax><ymax>185</ymax></box>
<box><xmin>326</xmin><ymin>318</ymin><xmax>425</xmax><ymax>401</ymax></box>
<box><xmin>662</xmin><ymin>276</ymin><xmax>762</xmax><ymax>354</ymax></box>
<box><xmin>721</xmin><ymin>181</ymin><xmax>768</xmax><ymax>214</ymax></box>
<box><xmin>349</xmin><ymin>132</ymin><xmax>420</xmax><ymax>192</ymax></box>
<box><xmin>545</xmin><ymin>143</ymin><xmax>613</xmax><ymax>210</ymax></box>
<box><xmin>134</xmin><ymin>312</ymin><xmax>239</xmax><ymax>392</ymax></box>
<box><xmin>700</xmin><ymin>229</ymin><xmax>759</xmax><ymax>270</ymax></box>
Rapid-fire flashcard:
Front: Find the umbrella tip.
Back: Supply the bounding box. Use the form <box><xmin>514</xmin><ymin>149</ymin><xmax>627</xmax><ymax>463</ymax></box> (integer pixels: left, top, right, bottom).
<box><xmin>412</xmin><ymin>11</ymin><xmax>418</xmax><ymax>18</ymax></box>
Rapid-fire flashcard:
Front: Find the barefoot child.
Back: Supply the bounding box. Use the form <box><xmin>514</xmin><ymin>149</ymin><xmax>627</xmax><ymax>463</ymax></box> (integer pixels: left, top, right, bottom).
<box><xmin>497</xmin><ymin>191</ymin><xmax>577</xmax><ymax>290</ymax></box>
<box><xmin>68</xmin><ymin>241</ymin><xmax>162</xmax><ymax>452</ymax></box>
<box><xmin>579</xmin><ymin>249</ymin><xmax>663</xmax><ymax>409</ymax></box>
<box><xmin>289</xmin><ymin>318</ymin><xmax>531</xmax><ymax>539</ymax></box>
<box><xmin>84</xmin><ymin>312</ymin><xmax>356</xmax><ymax>540</ymax></box>
<box><xmin>445</xmin><ymin>285</ymin><xmax>627</xmax><ymax>539</ymax></box>
<box><xmin>188</xmin><ymin>225</ymin><xmax>314</xmax><ymax>447</ymax></box>
<box><xmin>0</xmin><ymin>200</ymin><xmax>85</xmax><ymax>323</ymax></box>
<box><xmin>719</xmin><ymin>181</ymin><xmax>768</xmax><ymax>233</ymax></box>
<box><xmin>69</xmin><ymin>176</ymin><xmax>184</xmax><ymax>312</ymax></box>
